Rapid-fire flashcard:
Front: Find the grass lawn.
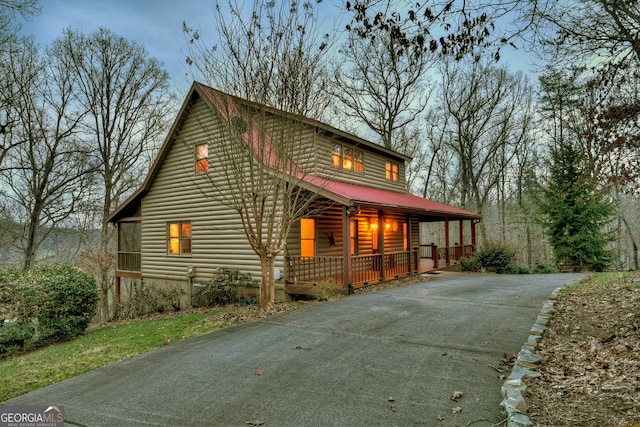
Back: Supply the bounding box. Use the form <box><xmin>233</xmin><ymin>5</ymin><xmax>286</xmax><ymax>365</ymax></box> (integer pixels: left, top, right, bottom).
<box><xmin>0</xmin><ymin>305</ymin><xmax>244</xmax><ymax>402</ymax></box>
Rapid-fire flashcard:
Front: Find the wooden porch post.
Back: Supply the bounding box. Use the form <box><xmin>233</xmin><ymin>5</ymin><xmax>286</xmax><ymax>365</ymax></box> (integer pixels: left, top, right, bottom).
<box><xmin>115</xmin><ymin>275</ymin><xmax>121</xmax><ymax>303</ymax></box>
<box><xmin>471</xmin><ymin>219</ymin><xmax>477</xmax><ymax>251</ymax></box>
<box><xmin>406</xmin><ymin>214</ymin><xmax>413</xmax><ymax>273</ymax></box>
<box><xmin>342</xmin><ymin>206</ymin><xmax>352</xmax><ymax>291</ymax></box>
<box><xmin>378</xmin><ymin>210</ymin><xmax>385</xmax><ymax>280</ymax></box>
<box><xmin>444</xmin><ymin>217</ymin><xmax>450</xmax><ymax>265</ymax></box>
<box><xmin>459</xmin><ymin>220</ymin><xmax>464</xmax><ymax>246</ymax></box>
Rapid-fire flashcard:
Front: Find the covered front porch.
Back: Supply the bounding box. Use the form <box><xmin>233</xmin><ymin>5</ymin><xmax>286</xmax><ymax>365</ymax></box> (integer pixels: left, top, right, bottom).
<box><xmin>284</xmin><ymin>181</ymin><xmax>481</xmax><ymax>295</ymax></box>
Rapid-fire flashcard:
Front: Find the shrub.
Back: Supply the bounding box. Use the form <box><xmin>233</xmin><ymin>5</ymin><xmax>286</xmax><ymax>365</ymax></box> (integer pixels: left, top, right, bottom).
<box><xmin>459</xmin><ymin>256</ymin><xmax>482</xmax><ymax>272</ymax></box>
<box><xmin>0</xmin><ymin>264</ymin><xmax>98</xmax><ymax>356</ymax></box>
<box><xmin>476</xmin><ymin>244</ymin><xmax>517</xmax><ymax>274</ymax></box>
<box><xmin>113</xmin><ymin>285</ymin><xmax>185</xmax><ymax>320</ymax></box>
<box><xmin>532</xmin><ymin>264</ymin><xmax>559</xmax><ymax>274</ymax></box>
<box><xmin>502</xmin><ymin>264</ymin><xmax>530</xmax><ymax>274</ymax></box>
<box><xmin>0</xmin><ymin>322</ymin><xmax>35</xmax><ymax>355</ymax></box>
<box><xmin>197</xmin><ymin>268</ymin><xmax>257</xmax><ymax>307</ymax></box>
<box><xmin>29</xmin><ymin>264</ymin><xmax>99</xmax><ymax>343</ymax></box>
<box><xmin>310</xmin><ymin>283</ymin><xmax>338</xmax><ymax>301</ymax></box>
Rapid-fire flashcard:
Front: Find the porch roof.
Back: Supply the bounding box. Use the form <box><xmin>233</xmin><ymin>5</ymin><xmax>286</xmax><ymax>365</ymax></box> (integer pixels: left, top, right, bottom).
<box><xmin>305</xmin><ymin>176</ymin><xmax>481</xmax><ymax>220</ymax></box>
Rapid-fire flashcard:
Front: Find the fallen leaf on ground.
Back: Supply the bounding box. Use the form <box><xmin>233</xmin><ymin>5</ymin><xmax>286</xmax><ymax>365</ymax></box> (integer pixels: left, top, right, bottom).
<box><xmin>450</xmin><ymin>391</ymin><xmax>463</xmax><ymax>401</ymax></box>
<box><xmin>436</xmin><ymin>413</ymin><xmax>445</xmax><ymax>421</ymax></box>
<box><xmin>387</xmin><ymin>396</ymin><xmax>395</xmax><ymax>402</ymax></box>
<box><xmin>451</xmin><ymin>406</ymin><xmax>462</xmax><ymax>413</ymax></box>
<box><xmin>245</xmin><ymin>420</ymin><xmax>264</xmax><ymax>426</ymax></box>
<box><xmin>255</xmin><ymin>369</ymin><xmax>264</xmax><ymax>376</ymax></box>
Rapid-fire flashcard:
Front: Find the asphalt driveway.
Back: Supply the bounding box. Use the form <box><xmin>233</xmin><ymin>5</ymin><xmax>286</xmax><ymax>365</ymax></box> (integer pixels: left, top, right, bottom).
<box><xmin>3</xmin><ymin>272</ymin><xmax>584</xmax><ymax>426</ymax></box>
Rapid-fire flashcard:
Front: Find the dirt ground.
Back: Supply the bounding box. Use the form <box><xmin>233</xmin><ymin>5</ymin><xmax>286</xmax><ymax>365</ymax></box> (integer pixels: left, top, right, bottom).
<box><xmin>526</xmin><ymin>272</ymin><xmax>640</xmax><ymax>426</ymax></box>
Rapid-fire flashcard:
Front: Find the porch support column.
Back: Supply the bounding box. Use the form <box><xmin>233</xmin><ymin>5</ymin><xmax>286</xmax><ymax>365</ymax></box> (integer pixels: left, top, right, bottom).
<box><xmin>378</xmin><ymin>210</ymin><xmax>385</xmax><ymax>280</ymax></box>
<box><xmin>459</xmin><ymin>220</ymin><xmax>464</xmax><ymax>246</ymax></box>
<box><xmin>444</xmin><ymin>217</ymin><xmax>450</xmax><ymax>265</ymax></box>
<box><xmin>471</xmin><ymin>219</ymin><xmax>478</xmax><ymax>251</ymax></box>
<box><xmin>115</xmin><ymin>276</ymin><xmax>121</xmax><ymax>303</ymax></box>
<box><xmin>342</xmin><ymin>205</ymin><xmax>352</xmax><ymax>291</ymax></box>
<box><xmin>406</xmin><ymin>213</ymin><xmax>413</xmax><ymax>273</ymax></box>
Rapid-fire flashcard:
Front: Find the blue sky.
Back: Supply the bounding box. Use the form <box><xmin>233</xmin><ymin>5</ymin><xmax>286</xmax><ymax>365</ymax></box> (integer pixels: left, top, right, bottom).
<box><xmin>17</xmin><ymin>0</ymin><xmax>534</xmax><ymax>95</ymax></box>
<box><xmin>17</xmin><ymin>0</ymin><xmax>348</xmax><ymax>94</ymax></box>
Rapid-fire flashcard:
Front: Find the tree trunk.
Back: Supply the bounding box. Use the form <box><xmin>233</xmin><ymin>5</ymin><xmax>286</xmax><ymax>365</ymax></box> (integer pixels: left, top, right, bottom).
<box><xmin>98</xmin><ymin>186</ymin><xmax>114</xmax><ymax>321</ymax></box>
<box><xmin>259</xmin><ymin>252</ymin><xmax>276</xmax><ymax>312</ymax></box>
<box><xmin>23</xmin><ymin>202</ymin><xmax>44</xmax><ymax>270</ymax></box>
<box><xmin>621</xmin><ymin>214</ymin><xmax>639</xmax><ymax>271</ymax></box>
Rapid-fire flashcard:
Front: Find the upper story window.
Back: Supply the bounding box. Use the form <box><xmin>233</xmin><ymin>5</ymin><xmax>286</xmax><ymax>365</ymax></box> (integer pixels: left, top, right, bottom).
<box><xmin>168</xmin><ymin>222</ymin><xmax>192</xmax><ymax>255</ymax></box>
<box><xmin>332</xmin><ymin>143</ymin><xmax>363</xmax><ymax>173</ymax></box>
<box><xmin>196</xmin><ymin>144</ymin><xmax>209</xmax><ymax>173</ymax></box>
<box><xmin>385</xmin><ymin>161</ymin><xmax>399</xmax><ymax>181</ymax></box>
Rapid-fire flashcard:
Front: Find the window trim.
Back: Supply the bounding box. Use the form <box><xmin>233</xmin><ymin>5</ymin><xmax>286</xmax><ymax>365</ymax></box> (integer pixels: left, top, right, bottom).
<box><xmin>385</xmin><ymin>161</ymin><xmax>399</xmax><ymax>181</ymax></box>
<box><xmin>332</xmin><ymin>143</ymin><xmax>364</xmax><ymax>173</ymax></box>
<box><xmin>167</xmin><ymin>221</ymin><xmax>192</xmax><ymax>256</ymax></box>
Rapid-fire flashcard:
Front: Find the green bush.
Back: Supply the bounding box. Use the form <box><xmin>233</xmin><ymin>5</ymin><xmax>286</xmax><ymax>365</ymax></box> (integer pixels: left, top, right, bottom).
<box><xmin>476</xmin><ymin>244</ymin><xmax>517</xmax><ymax>274</ymax></box>
<box><xmin>531</xmin><ymin>264</ymin><xmax>559</xmax><ymax>274</ymax></box>
<box><xmin>502</xmin><ymin>264</ymin><xmax>530</xmax><ymax>274</ymax></box>
<box><xmin>29</xmin><ymin>265</ymin><xmax>99</xmax><ymax>343</ymax></box>
<box><xmin>197</xmin><ymin>268</ymin><xmax>257</xmax><ymax>307</ymax></box>
<box><xmin>0</xmin><ymin>321</ymin><xmax>35</xmax><ymax>355</ymax></box>
<box><xmin>459</xmin><ymin>256</ymin><xmax>482</xmax><ymax>272</ymax></box>
<box><xmin>113</xmin><ymin>285</ymin><xmax>185</xmax><ymax>320</ymax></box>
<box><xmin>0</xmin><ymin>265</ymin><xmax>98</xmax><ymax>355</ymax></box>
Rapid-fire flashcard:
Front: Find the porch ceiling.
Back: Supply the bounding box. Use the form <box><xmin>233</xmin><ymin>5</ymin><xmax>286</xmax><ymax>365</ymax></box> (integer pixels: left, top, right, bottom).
<box><xmin>304</xmin><ymin>176</ymin><xmax>481</xmax><ymax>220</ymax></box>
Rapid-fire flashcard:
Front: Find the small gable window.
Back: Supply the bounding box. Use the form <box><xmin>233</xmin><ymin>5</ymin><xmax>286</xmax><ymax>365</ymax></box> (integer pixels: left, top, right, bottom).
<box><xmin>385</xmin><ymin>161</ymin><xmax>399</xmax><ymax>181</ymax></box>
<box><xmin>196</xmin><ymin>144</ymin><xmax>209</xmax><ymax>173</ymax></box>
<box><xmin>332</xmin><ymin>143</ymin><xmax>363</xmax><ymax>173</ymax></box>
<box><xmin>168</xmin><ymin>222</ymin><xmax>192</xmax><ymax>255</ymax></box>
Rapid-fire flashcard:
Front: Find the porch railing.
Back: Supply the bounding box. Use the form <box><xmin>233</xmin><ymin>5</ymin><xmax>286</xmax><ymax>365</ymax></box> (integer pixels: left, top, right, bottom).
<box><xmin>419</xmin><ymin>244</ymin><xmax>474</xmax><ymax>268</ymax></box>
<box><xmin>117</xmin><ymin>251</ymin><xmax>141</xmax><ymax>272</ymax></box>
<box><xmin>286</xmin><ymin>250</ymin><xmax>419</xmax><ymax>288</ymax></box>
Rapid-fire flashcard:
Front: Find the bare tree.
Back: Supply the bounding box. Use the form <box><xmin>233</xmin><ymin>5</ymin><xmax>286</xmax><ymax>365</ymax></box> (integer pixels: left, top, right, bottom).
<box><xmin>184</xmin><ymin>0</ymin><xmax>331</xmax><ymax>311</ymax></box>
<box><xmin>0</xmin><ymin>36</ymin><xmax>93</xmax><ymax>270</ymax></box>
<box><xmin>438</xmin><ymin>59</ymin><xmax>535</xmax><ymax>241</ymax></box>
<box><xmin>0</xmin><ymin>0</ymin><xmax>40</xmax><ymax>52</ymax></box>
<box><xmin>52</xmin><ymin>27</ymin><xmax>173</xmax><ymax>320</ymax></box>
<box><xmin>330</xmin><ymin>28</ymin><xmax>434</xmax><ymax>150</ymax></box>
<box><xmin>185</xmin><ymin>0</ymin><xmax>331</xmax><ymax>118</ymax></box>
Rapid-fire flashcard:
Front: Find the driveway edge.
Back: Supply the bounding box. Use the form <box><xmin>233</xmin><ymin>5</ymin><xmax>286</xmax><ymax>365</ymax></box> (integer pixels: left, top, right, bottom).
<box><xmin>500</xmin><ymin>286</ymin><xmax>562</xmax><ymax>427</ymax></box>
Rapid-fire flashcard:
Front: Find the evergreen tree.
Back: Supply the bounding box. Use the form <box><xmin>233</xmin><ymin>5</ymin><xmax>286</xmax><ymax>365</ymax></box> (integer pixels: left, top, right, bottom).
<box><xmin>538</xmin><ymin>142</ymin><xmax>613</xmax><ymax>272</ymax></box>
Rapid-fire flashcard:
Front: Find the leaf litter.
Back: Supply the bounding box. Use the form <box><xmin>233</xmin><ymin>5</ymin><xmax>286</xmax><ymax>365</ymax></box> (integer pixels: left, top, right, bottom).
<box><xmin>526</xmin><ymin>273</ymin><xmax>640</xmax><ymax>426</ymax></box>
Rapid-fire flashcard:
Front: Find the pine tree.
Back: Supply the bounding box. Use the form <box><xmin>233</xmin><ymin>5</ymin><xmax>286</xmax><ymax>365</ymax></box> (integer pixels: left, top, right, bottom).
<box><xmin>538</xmin><ymin>142</ymin><xmax>613</xmax><ymax>272</ymax></box>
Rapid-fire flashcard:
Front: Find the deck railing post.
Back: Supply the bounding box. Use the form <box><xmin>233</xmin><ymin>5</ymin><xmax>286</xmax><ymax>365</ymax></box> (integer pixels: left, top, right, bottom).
<box><xmin>432</xmin><ymin>244</ymin><xmax>438</xmax><ymax>269</ymax></box>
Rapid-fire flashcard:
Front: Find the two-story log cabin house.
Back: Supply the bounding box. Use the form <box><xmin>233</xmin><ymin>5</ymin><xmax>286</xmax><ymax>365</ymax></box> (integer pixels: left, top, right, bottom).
<box><xmin>108</xmin><ymin>82</ymin><xmax>481</xmax><ymax>303</ymax></box>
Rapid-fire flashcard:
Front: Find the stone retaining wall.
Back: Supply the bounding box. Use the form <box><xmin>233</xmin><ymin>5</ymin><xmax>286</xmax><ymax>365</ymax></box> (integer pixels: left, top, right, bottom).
<box><xmin>500</xmin><ymin>287</ymin><xmax>562</xmax><ymax>427</ymax></box>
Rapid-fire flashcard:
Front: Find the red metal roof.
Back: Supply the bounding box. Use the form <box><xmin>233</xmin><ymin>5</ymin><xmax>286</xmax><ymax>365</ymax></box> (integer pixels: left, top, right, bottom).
<box><xmin>304</xmin><ymin>176</ymin><xmax>481</xmax><ymax>219</ymax></box>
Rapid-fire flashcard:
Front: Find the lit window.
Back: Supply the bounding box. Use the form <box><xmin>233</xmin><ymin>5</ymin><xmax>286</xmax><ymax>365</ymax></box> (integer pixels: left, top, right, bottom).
<box><xmin>343</xmin><ymin>147</ymin><xmax>353</xmax><ymax>170</ymax></box>
<box><xmin>300</xmin><ymin>218</ymin><xmax>315</xmax><ymax>257</ymax></box>
<box><xmin>403</xmin><ymin>223</ymin><xmax>408</xmax><ymax>251</ymax></box>
<box><xmin>196</xmin><ymin>144</ymin><xmax>209</xmax><ymax>173</ymax></box>
<box><xmin>354</xmin><ymin>150</ymin><xmax>364</xmax><ymax>172</ymax></box>
<box><xmin>168</xmin><ymin>222</ymin><xmax>192</xmax><ymax>255</ymax></box>
<box><xmin>386</xmin><ymin>162</ymin><xmax>399</xmax><ymax>181</ymax></box>
<box><xmin>331</xmin><ymin>144</ymin><xmax>341</xmax><ymax>167</ymax></box>
<box><xmin>331</xmin><ymin>143</ymin><xmax>363</xmax><ymax>173</ymax></box>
